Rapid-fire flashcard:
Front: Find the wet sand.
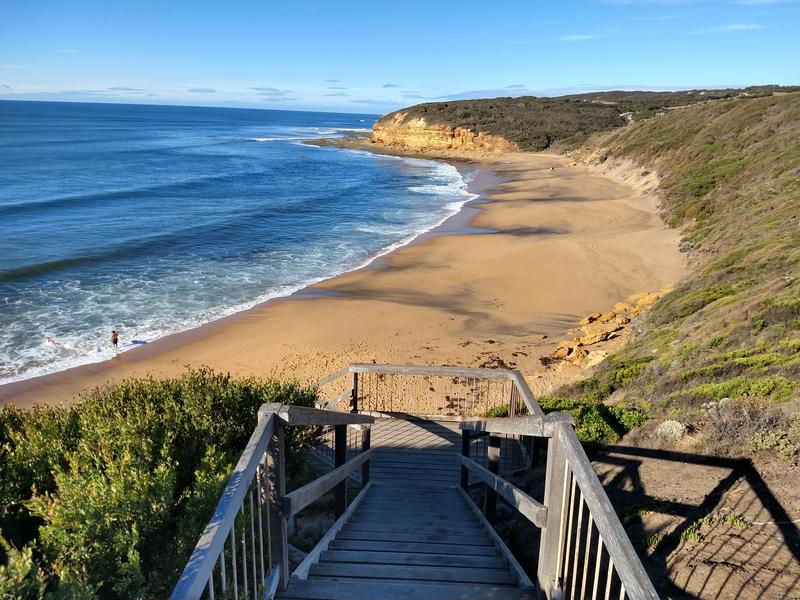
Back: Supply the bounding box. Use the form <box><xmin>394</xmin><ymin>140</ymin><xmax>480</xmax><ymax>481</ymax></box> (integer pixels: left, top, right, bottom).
<box><xmin>0</xmin><ymin>152</ymin><xmax>685</xmax><ymax>408</ymax></box>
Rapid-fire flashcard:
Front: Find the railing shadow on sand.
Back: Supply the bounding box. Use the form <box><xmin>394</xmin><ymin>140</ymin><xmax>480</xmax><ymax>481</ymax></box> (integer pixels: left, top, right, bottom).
<box><xmin>593</xmin><ymin>445</ymin><xmax>800</xmax><ymax>600</ymax></box>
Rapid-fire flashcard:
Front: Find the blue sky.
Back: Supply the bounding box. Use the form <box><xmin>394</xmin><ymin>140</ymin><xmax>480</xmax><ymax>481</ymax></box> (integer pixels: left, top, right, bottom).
<box><xmin>1</xmin><ymin>0</ymin><xmax>797</xmax><ymax>114</ymax></box>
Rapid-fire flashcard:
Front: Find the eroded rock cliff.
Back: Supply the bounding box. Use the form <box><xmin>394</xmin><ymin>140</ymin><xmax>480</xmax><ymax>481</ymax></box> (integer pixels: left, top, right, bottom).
<box><xmin>371</xmin><ymin>111</ymin><xmax>518</xmax><ymax>157</ymax></box>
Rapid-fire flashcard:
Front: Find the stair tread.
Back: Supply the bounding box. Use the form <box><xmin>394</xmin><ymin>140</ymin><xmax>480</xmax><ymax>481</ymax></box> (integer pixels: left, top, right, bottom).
<box><xmin>280</xmin><ymin>578</ymin><xmax>533</xmax><ymax>600</ymax></box>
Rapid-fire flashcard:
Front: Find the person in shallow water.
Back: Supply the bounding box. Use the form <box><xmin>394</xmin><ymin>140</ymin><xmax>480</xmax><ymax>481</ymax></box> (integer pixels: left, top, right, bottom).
<box><xmin>111</xmin><ymin>330</ymin><xmax>119</xmax><ymax>351</ymax></box>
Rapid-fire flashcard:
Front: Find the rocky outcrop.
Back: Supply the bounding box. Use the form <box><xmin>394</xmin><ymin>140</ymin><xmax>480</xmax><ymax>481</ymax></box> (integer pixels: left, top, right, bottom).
<box><xmin>371</xmin><ymin>111</ymin><xmax>518</xmax><ymax>156</ymax></box>
<box><xmin>551</xmin><ymin>287</ymin><xmax>672</xmax><ymax>367</ymax></box>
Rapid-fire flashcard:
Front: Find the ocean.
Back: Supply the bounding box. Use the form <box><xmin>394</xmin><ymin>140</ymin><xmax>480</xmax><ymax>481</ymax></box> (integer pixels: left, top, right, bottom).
<box><xmin>0</xmin><ymin>101</ymin><xmax>476</xmax><ymax>384</ymax></box>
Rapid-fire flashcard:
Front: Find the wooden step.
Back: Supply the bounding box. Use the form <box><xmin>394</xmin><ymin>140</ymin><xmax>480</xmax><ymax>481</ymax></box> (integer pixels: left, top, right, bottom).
<box><xmin>308</xmin><ymin>562</ymin><xmax>516</xmax><ymax>585</ymax></box>
<box><xmin>354</xmin><ymin>505</ymin><xmax>474</xmax><ymax>518</ymax></box>
<box><xmin>327</xmin><ymin>539</ymin><xmax>500</xmax><ymax>556</ymax></box>
<box><xmin>343</xmin><ymin>522</ymin><xmax>485</xmax><ymax>535</ymax></box>
<box><xmin>280</xmin><ymin>579</ymin><xmax>533</xmax><ymax>600</ymax></box>
<box><xmin>319</xmin><ymin>549</ymin><xmax>507</xmax><ymax>569</ymax></box>
<box><xmin>336</xmin><ymin>529</ymin><xmax>493</xmax><ymax>545</ymax></box>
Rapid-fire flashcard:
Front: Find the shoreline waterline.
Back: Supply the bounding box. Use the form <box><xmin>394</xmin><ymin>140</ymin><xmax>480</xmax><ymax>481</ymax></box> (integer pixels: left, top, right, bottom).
<box><xmin>0</xmin><ymin>151</ymin><xmax>685</xmax><ymax>409</ymax></box>
<box><xmin>0</xmin><ymin>154</ymin><xmax>498</xmax><ymax>401</ymax></box>
<box><xmin>0</xmin><ymin>135</ymin><xmax>484</xmax><ymax>387</ymax></box>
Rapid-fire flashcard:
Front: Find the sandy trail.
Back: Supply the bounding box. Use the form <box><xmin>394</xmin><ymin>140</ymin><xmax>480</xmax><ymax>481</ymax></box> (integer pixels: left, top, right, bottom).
<box><xmin>0</xmin><ymin>152</ymin><xmax>685</xmax><ymax>408</ymax></box>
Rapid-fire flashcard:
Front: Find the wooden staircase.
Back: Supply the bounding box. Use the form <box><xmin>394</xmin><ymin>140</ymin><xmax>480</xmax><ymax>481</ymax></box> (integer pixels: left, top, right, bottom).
<box><xmin>171</xmin><ymin>366</ymin><xmax>661</xmax><ymax>600</ymax></box>
<box><xmin>280</xmin><ymin>483</ymin><xmax>534</xmax><ymax>600</ymax></box>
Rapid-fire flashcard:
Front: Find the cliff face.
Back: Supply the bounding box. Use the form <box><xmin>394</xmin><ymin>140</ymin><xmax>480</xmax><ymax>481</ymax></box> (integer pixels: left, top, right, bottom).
<box><xmin>372</xmin><ymin>111</ymin><xmax>518</xmax><ymax>156</ymax></box>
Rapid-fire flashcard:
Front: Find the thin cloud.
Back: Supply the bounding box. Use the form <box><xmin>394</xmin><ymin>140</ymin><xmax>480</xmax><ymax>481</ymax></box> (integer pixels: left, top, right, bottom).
<box><xmin>505</xmin><ymin>84</ymin><xmax>526</xmax><ymax>89</ymax></box>
<box><xmin>251</xmin><ymin>86</ymin><xmax>296</xmax><ymax>102</ymax></box>
<box><xmin>108</xmin><ymin>86</ymin><xmax>147</xmax><ymax>92</ymax></box>
<box><xmin>323</xmin><ymin>91</ymin><xmax>349</xmax><ymax>97</ymax></box>
<box><xmin>324</xmin><ymin>79</ymin><xmax>340</xmax><ymax>83</ymax></box>
<box><xmin>726</xmin><ymin>23</ymin><xmax>763</xmax><ymax>29</ymax></box>
<box><xmin>558</xmin><ymin>34</ymin><xmax>601</xmax><ymax>42</ymax></box>
<box><xmin>349</xmin><ymin>98</ymin><xmax>400</xmax><ymax>107</ymax></box>
<box><xmin>382</xmin><ymin>83</ymin><xmax>400</xmax><ymax>88</ymax></box>
<box><xmin>0</xmin><ymin>64</ymin><xmax>25</xmax><ymax>69</ymax></box>
<box><xmin>402</xmin><ymin>93</ymin><xmax>426</xmax><ymax>99</ymax></box>
<box><xmin>691</xmin><ymin>23</ymin><xmax>764</xmax><ymax>33</ymax></box>
<box><xmin>0</xmin><ymin>84</ymin><xmax>10</xmax><ymax>91</ymax></box>
<box><xmin>188</xmin><ymin>88</ymin><xmax>217</xmax><ymax>93</ymax></box>
<box><xmin>327</xmin><ymin>86</ymin><xmax>348</xmax><ymax>90</ymax></box>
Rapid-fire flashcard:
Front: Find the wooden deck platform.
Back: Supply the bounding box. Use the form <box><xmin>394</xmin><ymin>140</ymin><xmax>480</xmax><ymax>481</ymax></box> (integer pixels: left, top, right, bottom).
<box><xmin>281</xmin><ymin>417</ymin><xmax>533</xmax><ymax>599</ymax></box>
<box><xmin>315</xmin><ymin>416</ymin><xmax>527</xmax><ymax>488</ymax></box>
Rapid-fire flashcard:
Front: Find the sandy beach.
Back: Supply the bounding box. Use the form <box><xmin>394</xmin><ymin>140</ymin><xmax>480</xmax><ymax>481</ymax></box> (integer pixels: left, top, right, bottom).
<box><xmin>0</xmin><ymin>152</ymin><xmax>685</xmax><ymax>409</ymax></box>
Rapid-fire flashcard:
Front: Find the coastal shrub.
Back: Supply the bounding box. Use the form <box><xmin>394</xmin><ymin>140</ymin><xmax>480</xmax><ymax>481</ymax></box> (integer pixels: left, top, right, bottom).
<box><xmin>684</xmin><ymin>375</ymin><xmax>794</xmax><ymax>402</ymax></box>
<box><xmin>537</xmin><ymin>396</ymin><xmax>645</xmax><ymax>446</ymax></box>
<box><xmin>0</xmin><ymin>369</ymin><xmax>317</xmax><ymax>599</ymax></box>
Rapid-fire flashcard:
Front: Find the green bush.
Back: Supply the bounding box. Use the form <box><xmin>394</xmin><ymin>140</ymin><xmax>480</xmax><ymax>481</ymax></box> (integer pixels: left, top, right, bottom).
<box><xmin>538</xmin><ymin>396</ymin><xmax>646</xmax><ymax>446</ymax></box>
<box><xmin>685</xmin><ymin>375</ymin><xmax>794</xmax><ymax>402</ymax></box>
<box><xmin>0</xmin><ymin>369</ymin><xmax>316</xmax><ymax>599</ymax></box>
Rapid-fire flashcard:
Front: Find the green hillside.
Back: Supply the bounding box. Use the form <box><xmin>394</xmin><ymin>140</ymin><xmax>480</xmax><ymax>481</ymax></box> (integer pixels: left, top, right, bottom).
<box><xmin>380</xmin><ymin>86</ymin><xmax>798</xmax><ymax>151</ymax></box>
<box><xmin>569</xmin><ymin>92</ymin><xmax>800</xmax><ymax>462</ymax></box>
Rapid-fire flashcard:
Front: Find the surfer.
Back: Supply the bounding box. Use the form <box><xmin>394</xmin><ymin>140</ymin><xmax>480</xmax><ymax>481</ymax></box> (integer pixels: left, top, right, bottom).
<box><xmin>111</xmin><ymin>330</ymin><xmax>119</xmax><ymax>351</ymax></box>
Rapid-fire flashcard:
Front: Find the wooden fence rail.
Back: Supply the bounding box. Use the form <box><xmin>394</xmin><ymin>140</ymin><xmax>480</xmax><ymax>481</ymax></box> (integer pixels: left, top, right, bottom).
<box><xmin>173</xmin><ymin>365</ymin><xmax>658</xmax><ymax>600</ymax></box>
<box><xmin>170</xmin><ymin>405</ymin><xmax>373</xmax><ymax>600</ymax></box>
<box><xmin>460</xmin><ymin>415</ymin><xmax>659</xmax><ymax>600</ymax></box>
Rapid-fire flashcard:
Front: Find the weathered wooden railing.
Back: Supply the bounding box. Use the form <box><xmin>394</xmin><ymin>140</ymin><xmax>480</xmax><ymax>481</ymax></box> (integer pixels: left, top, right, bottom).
<box><xmin>173</xmin><ymin>365</ymin><xmax>658</xmax><ymax>600</ymax></box>
<box><xmin>315</xmin><ymin>363</ymin><xmax>541</xmax><ymax>419</ymax></box>
<box><xmin>170</xmin><ymin>404</ymin><xmax>373</xmax><ymax>600</ymax></box>
<box><xmin>460</xmin><ymin>415</ymin><xmax>659</xmax><ymax>600</ymax></box>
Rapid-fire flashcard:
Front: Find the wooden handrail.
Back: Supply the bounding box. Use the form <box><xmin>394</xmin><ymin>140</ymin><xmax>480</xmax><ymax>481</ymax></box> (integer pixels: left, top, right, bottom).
<box><xmin>282</xmin><ymin>449</ymin><xmax>374</xmax><ymax>516</ymax></box>
<box><xmin>459</xmin><ymin>456</ymin><xmax>548</xmax><ymax>527</ymax></box>
<box><xmin>460</xmin><ymin>413</ymin><xmax>574</xmax><ymax>437</ymax></box>
<box><xmin>258</xmin><ymin>403</ymin><xmax>374</xmax><ymax>426</ymax></box>
<box><xmin>172</xmin><ymin>412</ymin><xmax>277</xmax><ymax>600</ymax></box>
<box><xmin>555</xmin><ymin>422</ymin><xmax>659</xmax><ymax>600</ymax></box>
<box><xmin>315</xmin><ymin>363</ymin><xmax>544</xmax><ymax>418</ymax></box>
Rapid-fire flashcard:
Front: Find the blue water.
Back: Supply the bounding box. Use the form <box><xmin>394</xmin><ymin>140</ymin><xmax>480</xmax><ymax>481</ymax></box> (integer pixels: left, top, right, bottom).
<box><xmin>0</xmin><ymin>101</ymin><xmax>476</xmax><ymax>383</ymax></box>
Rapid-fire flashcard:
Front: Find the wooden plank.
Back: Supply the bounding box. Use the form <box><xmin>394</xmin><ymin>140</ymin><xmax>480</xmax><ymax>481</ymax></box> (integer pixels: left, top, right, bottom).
<box><xmin>508</xmin><ymin>371</ymin><xmax>544</xmax><ymax>418</ymax></box>
<box><xmin>352</xmin><ymin>508</ymin><xmax>475</xmax><ymax>521</ymax></box>
<box><xmin>312</xmin><ymin>367</ymin><xmax>350</xmax><ymax>389</ymax></box>
<box><xmin>537</xmin><ymin>433</ymin><xmax>568</xmax><ymax>600</ymax></box>
<box><xmin>319</xmin><ymin>550</ymin><xmax>507</xmax><ymax>569</ymax></box>
<box><xmin>334</xmin><ymin>424</ymin><xmax>347</xmax><ymax>518</ymax></box>
<box><xmin>457</xmin><ymin>487</ymin><xmax>535</xmax><ymax>589</ymax></box>
<box><xmin>459</xmin><ymin>456</ymin><xmax>548</xmax><ymax>528</ymax></box>
<box><xmin>290</xmin><ymin>482</ymin><xmax>372</xmax><ymax>581</ymax></box>
<box><xmin>348</xmin><ymin>363</ymin><xmax>516</xmax><ymax>380</ymax></box>
<box><xmin>327</xmin><ymin>539</ymin><xmax>499</xmax><ymax>556</ymax></box>
<box><xmin>282</xmin><ymin>449</ymin><xmax>373</xmax><ymax>516</ymax></box>
<box><xmin>554</xmin><ymin>423</ymin><xmax>659</xmax><ymax>600</ymax></box>
<box><xmin>343</xmin><ymin>522</ymin><xmax>484</xmax><ymax>535</ymax></box>
<box><xmin>335</xmin><ymin>530</ymin><xmax>493</xmax><ymax>545</ymax></box>
<box><xmin>308</xmin><ymin>562</ymin><xmax>515</xmax><ymax>585</ymax></box>
<box><xmin>279</xmin><ymin>579</ymin><xmax>535</xmax><ymax>600</ymax></box>
<box><xmin>260</xmin><ymin>403</ymin><xmax>374</xmax><ymax>426</ymax></box>
<box><xmin>459</xmin><ymin>414</ymin><xmax>574</xmax><ymax>437</ymax></box>
<box><xmin>269</xmin><ymin>424</ymin><xmax>290</xmax><ymax>591</ymax></box>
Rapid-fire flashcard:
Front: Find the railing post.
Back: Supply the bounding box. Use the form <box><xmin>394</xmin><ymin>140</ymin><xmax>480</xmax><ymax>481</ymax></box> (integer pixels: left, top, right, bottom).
<box><xmin>460</xmin><ymin>430</ymin><xmax>470</xmax><ymax>490</ymax></box>
<box><xmin>334</xmin><ymin>424</ymin><xmax>347</xmax><ymax>518</ymax></box>
<box><xmin>267</xmin><ymin>421</ymin><xmax>289</xmax><ymax>591</ymax></box>
<box><xmin>361</xmin><ymin>424</ymin><xmax>371</xmax><ymax>486</ymax></box>
<box><xmin>483</xmin><ymin>435</ymin><xmax>501</xmax><ymax>524</ymax></box>
<box><xmin>351</xmin><ymin>372</ymin><xmax>359</xmax><ymax>413</ymax></box>
<box><xmin>537</xmin><ymin>424</ymin><xmax>569</xmax><ymax>600</ymax></box>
